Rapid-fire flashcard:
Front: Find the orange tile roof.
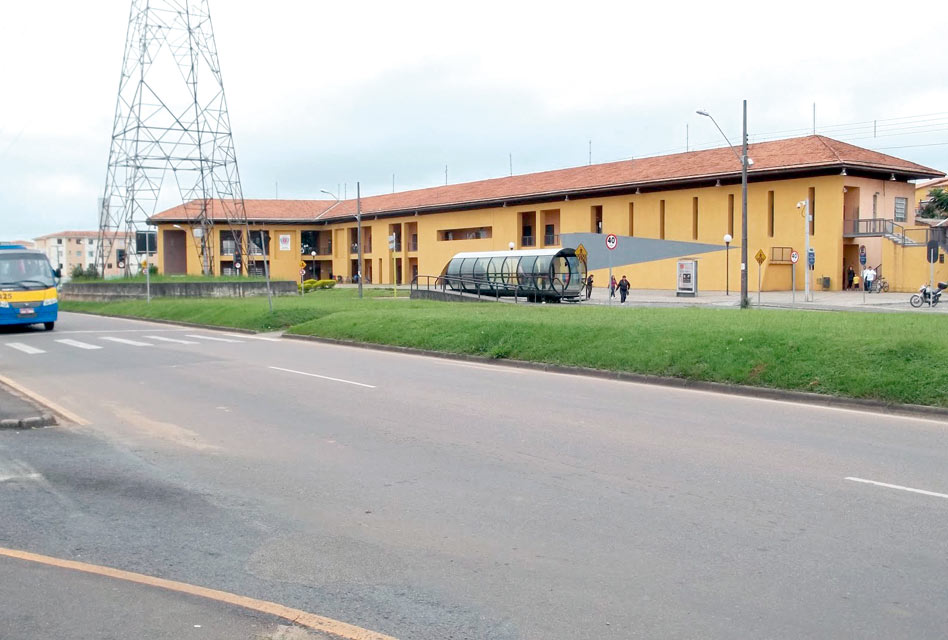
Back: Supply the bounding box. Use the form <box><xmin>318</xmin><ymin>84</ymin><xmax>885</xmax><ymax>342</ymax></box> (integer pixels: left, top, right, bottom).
<box><xmin>149</xmin><ymin>135</ymin><xmax>944</xmax><ymax>225</ymax></box>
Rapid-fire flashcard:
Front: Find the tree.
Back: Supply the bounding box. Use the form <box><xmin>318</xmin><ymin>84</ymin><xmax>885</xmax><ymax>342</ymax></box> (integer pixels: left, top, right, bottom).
<box><xmin>70</xmin><ymin>264</ymin><xmax>85</xmax><ymax>279</ymax></box>
<box><xmin>918</xmin><ymin>187</ymin><xmax>948</xmax><ymax>219</ymax></box>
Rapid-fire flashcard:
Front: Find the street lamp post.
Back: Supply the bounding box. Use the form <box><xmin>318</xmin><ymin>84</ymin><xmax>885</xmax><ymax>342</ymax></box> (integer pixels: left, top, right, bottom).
<box><xmin>320</xmin><ymin>187</ymin><xmax>361</xmax><ymax>299</ymax></box>
<box><xmin>723</xmin><ymin>233</ymin><xmax>732</xmax><ymax>295</ymax></box>
<box><xmin>310</xmin><ymin>249</ymin><xmax>317</xmax><ymax>281</ymax></box>
<box><xmin>697</xmin><ymin>101</ymin><xmax>750</xmax><ymax>308</ymax></box>
<box><xmin>356</xmin><ymin>182</ymin><xmax>363</xmax><ymax>299</ymax></box>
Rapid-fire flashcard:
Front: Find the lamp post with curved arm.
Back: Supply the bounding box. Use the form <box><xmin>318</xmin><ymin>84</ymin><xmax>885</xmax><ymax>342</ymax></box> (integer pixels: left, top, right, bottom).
<box><xmin>697</xmin><ymin>101</ymin><xmax>750</xmax><ymax>308</ymax></box>
<box><xmin>323</xmin><ymin>187</ymin><xmax>363</xmax><ymax>299</ymax></box>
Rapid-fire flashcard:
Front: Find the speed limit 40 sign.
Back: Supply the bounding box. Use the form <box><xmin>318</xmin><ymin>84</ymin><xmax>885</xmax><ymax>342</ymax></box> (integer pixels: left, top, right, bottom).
<box><xmin>605</xmin><ymin>234</ymin><xmax>618</xmax><ymax>250</ymax></box>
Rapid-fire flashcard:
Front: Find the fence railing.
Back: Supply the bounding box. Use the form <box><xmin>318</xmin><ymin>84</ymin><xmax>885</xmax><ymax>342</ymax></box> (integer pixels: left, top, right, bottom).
<box><xmin>521</xmin><ymin>235</ymin><xmax>535</xmax><ymax>247</ymax></box>
<box><xmin>411</xmin><ymin>274</ymin><xmax>520</xmax><ymax>302</ymax></box>
<box><xmin>543</xmin><ymin>233</ymin><xmax>560</xmax><ymax>246</ymax></box>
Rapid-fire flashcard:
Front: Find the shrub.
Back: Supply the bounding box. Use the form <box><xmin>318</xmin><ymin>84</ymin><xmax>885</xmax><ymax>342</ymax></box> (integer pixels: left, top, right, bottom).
<box><xmin>71</xmin><ymin>264</ymin><xmax>85</xmax><ymax>279</ymax></box>
<box><xmin>298</xmin><ymin>279</ymin><xmax>336</xmax><ymax>293</ymax></box>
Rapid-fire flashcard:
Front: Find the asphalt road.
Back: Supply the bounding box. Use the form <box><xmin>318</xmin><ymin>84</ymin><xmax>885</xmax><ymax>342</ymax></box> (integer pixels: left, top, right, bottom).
<box><xmin>1</xmin><ymin>312</ymin><xmax>947</xmax><ymax>639</ymax></box>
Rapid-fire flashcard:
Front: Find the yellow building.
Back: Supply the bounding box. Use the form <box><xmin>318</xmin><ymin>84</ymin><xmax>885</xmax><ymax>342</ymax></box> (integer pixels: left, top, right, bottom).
<box><xmin>915</xmin><ymin>176</ymin><xmax>948</xmax><ymax>209</ymax></box>
<box><xmin>149</xmin><ymin>135</ymin><xmax>946</xmax><ymax>293</ymax></box>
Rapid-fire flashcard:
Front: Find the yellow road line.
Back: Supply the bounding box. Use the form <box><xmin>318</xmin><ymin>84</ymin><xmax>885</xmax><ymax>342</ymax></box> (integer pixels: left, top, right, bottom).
<box><xmin>0</xmin><ymin>546</ymin><xmax>398</xmax><ymax>640</ymax></box>
<box><xmin>0</xmin><ymin>375</ymin><xmax>89</xmax><ymax>426</ymax></box>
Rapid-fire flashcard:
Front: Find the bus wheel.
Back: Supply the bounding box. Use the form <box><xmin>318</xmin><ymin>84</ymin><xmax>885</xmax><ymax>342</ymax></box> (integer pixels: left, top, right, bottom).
<box><xmin>44</xmin><ymin>322</ymin><xmax>55</xmax><ymax>331</ymax></box>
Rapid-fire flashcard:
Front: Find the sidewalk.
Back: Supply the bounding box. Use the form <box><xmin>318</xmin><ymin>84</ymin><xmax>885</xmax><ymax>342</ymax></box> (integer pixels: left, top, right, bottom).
<box><xmin>0</xmin><ymin>383</ymin><xmax>56</xmax><ymax>429</ymax></box>
<box><xmin>580</xmin><ymin>287</ymin><xmax>947</xmax><ymax>313</ymax></box>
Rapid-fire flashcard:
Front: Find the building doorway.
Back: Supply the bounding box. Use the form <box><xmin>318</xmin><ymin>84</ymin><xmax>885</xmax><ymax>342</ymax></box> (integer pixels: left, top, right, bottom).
<box><xmin>163</xmin><ymin>229</ymin><xmax>187</xmax><ymax>274</ymax></box>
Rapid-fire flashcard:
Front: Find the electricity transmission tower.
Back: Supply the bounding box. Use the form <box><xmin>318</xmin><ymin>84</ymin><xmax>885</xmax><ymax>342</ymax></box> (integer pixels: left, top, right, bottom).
<box><xmin>96</xmin><ymin>0</ymin><xmax>254</xmax><ymax>277</ymax></box>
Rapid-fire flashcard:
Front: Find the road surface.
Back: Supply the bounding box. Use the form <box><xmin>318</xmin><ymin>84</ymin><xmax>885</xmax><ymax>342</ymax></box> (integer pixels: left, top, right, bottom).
<box><xmin>1</xmin><ymin>312</ymin><xmax>946</xmax><ymax>639</ymax></box>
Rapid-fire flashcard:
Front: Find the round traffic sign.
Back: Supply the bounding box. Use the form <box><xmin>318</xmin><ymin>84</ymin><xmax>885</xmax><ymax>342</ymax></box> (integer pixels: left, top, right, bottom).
<box><xmin>299</xmin><ymin>269</ymin><xmax>306</xmax><ymax>277</ymax></box>
<box><xmin>605</xmin><ymin>234</ymin><xmax>618</xmax><ymax>250</ymax></box>
<box><xmin>790</xmin><ymin>250</ymin><xmax>799</xmax><ymax>264</ymax></box>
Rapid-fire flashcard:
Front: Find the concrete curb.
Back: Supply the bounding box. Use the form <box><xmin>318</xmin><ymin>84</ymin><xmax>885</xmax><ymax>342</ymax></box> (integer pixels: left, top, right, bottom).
<box><xmin>0</xmin><ymin>415</ymin><xmax>57</xmax><ymax>430</ymax></box>
<box><xmin>0</xmin><ymin>381</ymin><xmax>57</xmax><ymax>430</ymax></box>
<box><xmin>282</xmin><ymin>333</ymin><xmax>948</xmax><ymax>422</ymax></box>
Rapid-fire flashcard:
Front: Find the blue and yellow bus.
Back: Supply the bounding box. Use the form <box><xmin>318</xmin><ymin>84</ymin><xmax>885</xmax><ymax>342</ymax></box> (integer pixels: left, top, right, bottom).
<box><xmin>0</xmin><ymin>245</ymin><xmax>61</xmax><ymax>331</ymax></box>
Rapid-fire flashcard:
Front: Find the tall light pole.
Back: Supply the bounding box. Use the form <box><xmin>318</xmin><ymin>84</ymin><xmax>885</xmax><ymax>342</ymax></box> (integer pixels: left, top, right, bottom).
<box><xmin>697</xmin><ymin>101</ymin><xmax>750</xmax><ymax>308</ymax></box>
<box><xmin>323</xmin><ymin>186</ymin><xmax>362</xmax><ymax>299</ymax></box>
<box><xmin>321</xmin><ymin>187</ymin><xmax>361</xmax><ymax>299</ymax></box>
<box><xmin>356</xmin><ymin>182</ymin><xmax>363</xmax><ymax>299</ymax></box>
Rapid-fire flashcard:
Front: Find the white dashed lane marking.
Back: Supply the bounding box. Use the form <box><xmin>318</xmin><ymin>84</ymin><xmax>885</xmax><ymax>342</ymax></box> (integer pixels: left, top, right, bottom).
<box><xmin>99</xmin><ymin>337</ymin><xmax>153</xmax><ymax>347</ymax></box>
<box><xmin>55</xmin><ymin>339</ymin><xmax>103</xmax><ymax>350</ymax></box>
<box><xmin>186</xmin><ymin>334</ymin><xmax>244</xmax><ymax>343</ymax></box>
<box><xmin>145</xmin><ymin>335</ymin><xmax>199</xmax><ymax>345</ymax></box>
<box><xmin>4</xmin><ymin>343</ymin><xmax>45</xmax><ymax>355</ymax></box>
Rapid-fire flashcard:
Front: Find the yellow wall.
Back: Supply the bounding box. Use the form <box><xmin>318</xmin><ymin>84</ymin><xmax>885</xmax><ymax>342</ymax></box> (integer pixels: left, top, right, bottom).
<box><xmin>154</xmin><ymin>174</ymin><xmax>939</xmax><ymax>292</ymax></box>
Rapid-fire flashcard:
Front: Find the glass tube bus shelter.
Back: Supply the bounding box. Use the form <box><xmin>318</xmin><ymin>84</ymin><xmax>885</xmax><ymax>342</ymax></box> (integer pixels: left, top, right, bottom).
<box><xmin>439</xmin><ymin>248</ymin><xmax>586</xmax><ymax>301</ymax></box>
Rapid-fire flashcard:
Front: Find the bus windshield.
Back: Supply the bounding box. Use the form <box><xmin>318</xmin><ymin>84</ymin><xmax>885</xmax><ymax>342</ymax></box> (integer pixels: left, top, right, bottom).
<box><xmin>0</xmin><ymin>252</ymin><xmax>57</xmax><ymax>289</ymax></box>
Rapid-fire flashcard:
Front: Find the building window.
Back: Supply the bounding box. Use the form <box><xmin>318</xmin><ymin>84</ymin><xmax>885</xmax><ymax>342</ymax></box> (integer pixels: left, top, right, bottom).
<box><xmin>438</xmin><ymin>226</ymin><xmax>492</xmax><ymax>241</ymax></box>
<box><xmin>57</xmin><ymin>239</ymin><xmax>63</xmax><ymax>245</ymax></box>
<box><xmin>628</xmin><ymin>202</ymin><xmax>635</xmax><ymax>237</ymax></box>
<box><xmin>767</xmin><ymin>190</ymin><xmax>775</xmax><ymax>238</ymax></box>
<box><xmin>894</xmin><ymin>197</ymin><xmax>908</xmax><ymax>222</ymax></box>
<box><xmin>728</xmin><ymin>194</ymin><xmax>735</xmax><ymax>236</ymax></box>
<box><xmin>872</xmin><ymin>193</ymin><xmax>878</xmax><ymax>217</ymax></box>
<box><xmin>659</xmin><ymin>200</ymin><xmax>665</xmax><ymax>240</ymax></box>
<box><xmin>692</xmin><ymin>197</ymin><xmax>699</xmax><ymax>240</ymax></box>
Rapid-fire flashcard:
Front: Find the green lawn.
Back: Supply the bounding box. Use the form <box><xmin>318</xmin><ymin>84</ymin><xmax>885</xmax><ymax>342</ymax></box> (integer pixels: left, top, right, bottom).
<box><xmin>62</xmin><ymin>289</ymin><xmax>948</xmax><ymax>407</ymax></box>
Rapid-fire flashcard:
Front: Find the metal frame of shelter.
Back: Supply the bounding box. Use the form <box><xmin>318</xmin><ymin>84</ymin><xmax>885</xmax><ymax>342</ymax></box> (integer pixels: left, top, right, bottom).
<box><xmin>96</xmin><ymin>0</ymin><xmax>255</xmax><ymax>278</ymax></box>
<box><xmin>438</xmin><ymin>249</ymin><xmax>586</xmax><ymax>301</ymax></box>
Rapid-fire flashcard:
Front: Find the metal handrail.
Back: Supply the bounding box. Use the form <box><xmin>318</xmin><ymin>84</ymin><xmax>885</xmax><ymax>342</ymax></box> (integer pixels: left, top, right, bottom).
<box><xmin>411</xmin><ymin>274</ymin><xmax>517</xmax><ymax>302</ymax></box>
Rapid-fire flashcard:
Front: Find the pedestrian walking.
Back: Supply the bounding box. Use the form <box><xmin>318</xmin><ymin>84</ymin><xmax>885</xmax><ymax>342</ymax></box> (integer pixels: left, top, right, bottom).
<box><xmin>863</xmin><ymin>266</ymin><xmax>875</xmax><ymax>292</ymax></box>
<box><xmin>618</xmin><ymin>275</ymin><xmax>630</xmax><ymax>303</ymax></box>
<box><xmin>846</xmin><ymin>265</ymin><xmax>855</xmax><ymax>290</ymax></box>
<box><xmin>585</xmin><ymin>274</ymin><xmax>594</xmax><ymax>300</ymax></box>
<box><xmin>609</xmin><ymin>275</ymin><xmax>617</xmax><ymax>299</ymax></box>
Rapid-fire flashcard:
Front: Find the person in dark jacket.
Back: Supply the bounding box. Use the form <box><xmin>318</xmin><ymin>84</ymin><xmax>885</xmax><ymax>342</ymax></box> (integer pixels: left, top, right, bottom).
<box><xmin>585</xmin><ymin>274</ymin><xmax>594</xmax><ymax>300</ymax></box>
<box><xmin>618</xmin><ymin>275</ymin><xmax>630</xmax><ymax>303</ymax></box>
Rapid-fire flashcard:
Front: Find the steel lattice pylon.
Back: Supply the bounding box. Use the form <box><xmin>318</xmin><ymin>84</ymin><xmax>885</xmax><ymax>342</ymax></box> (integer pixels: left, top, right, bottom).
<box><xmin>97</xmin><ymin>0</ymin><xmax>253</xmax><ymax>277</ymax></box>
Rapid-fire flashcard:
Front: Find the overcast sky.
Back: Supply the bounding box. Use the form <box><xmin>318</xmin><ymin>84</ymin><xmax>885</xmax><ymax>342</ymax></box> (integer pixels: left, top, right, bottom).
<box><xmin>2</xmin><ymin>0</ymin><xmax>946</xmax><ymax>240</ymax></box>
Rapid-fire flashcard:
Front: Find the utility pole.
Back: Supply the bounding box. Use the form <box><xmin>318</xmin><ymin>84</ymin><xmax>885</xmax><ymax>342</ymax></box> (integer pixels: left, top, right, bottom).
<box><xmin>741</xmin><ymin>99</ymin><xmax>749</xmax><ymax>308</ymax></box>
<box><xmin>357</xmin><ymin>182</ymin><xmax>363</xmax><ymax>299</ymax></box>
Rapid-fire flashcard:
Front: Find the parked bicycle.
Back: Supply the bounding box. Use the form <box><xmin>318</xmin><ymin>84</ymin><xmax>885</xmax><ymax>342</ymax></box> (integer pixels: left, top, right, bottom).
<box><xmin>872</xmin><ymin>277</ymin><xmax>889</xmax><ymax>293</ymax></box>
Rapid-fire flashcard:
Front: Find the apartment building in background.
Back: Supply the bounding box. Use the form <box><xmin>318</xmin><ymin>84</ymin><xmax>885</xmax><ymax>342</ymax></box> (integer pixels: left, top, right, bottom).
<box><xmin>33</xmin><ymin>231</ymin><xmax>143</xmax><ymax>281</ymax></box>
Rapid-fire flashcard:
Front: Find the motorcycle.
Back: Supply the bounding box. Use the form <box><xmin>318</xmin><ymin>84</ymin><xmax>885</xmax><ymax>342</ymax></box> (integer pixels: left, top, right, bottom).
<box><xmin>909</xmin><ymin>281</ymin><xmax>947</xmax><ymax>308</ymax></box>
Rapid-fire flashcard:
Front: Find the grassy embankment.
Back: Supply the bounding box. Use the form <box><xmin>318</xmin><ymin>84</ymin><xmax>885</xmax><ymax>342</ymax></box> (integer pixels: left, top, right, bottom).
<box><xmin>63</xmin><ymin>289</ymin><xmax>948</xmax><ymax>407</ymax></box>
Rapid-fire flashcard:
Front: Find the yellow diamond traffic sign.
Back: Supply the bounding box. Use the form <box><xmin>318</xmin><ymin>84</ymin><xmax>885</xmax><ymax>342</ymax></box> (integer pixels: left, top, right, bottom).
<box><xmin>575</xmin><ymin>243</ymin><xmax>588</xmax><ymax>266</ymax></box>
<box><xmin>299</xmin><ymin>260</ymin><xmax>306</xmax><ymax>268</ymax></box>
<box><xmin>755</xmin><ymin>249</ymin><xmax>767</xmax><ymax>265</ymax></box>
